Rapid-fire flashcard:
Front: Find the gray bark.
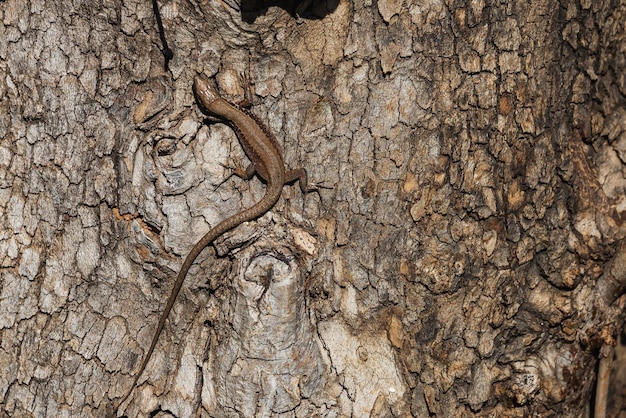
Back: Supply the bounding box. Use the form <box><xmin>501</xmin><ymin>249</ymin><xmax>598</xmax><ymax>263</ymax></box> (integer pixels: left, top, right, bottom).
<box><xmin>1</xmin><ymin>0</ymin><xmax>625</xmax><ymax>417</ymax></box>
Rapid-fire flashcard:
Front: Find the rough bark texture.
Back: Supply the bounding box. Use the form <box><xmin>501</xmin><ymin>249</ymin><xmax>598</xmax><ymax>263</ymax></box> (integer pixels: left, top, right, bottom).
<box><xmin>1</xmin><ymin>0</ymin><xmax>625</xmax><ymax>417</ymax></box>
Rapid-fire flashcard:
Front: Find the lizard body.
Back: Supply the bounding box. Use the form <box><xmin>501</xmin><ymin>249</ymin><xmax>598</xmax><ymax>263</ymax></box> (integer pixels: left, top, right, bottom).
<box><xmin>118</xmin><ymin>74</ymin><xmax>310</xmax><ymax>409</ymax></box>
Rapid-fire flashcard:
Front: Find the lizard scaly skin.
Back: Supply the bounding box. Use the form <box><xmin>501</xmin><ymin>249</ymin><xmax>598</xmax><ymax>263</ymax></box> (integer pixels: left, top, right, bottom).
<box><xmin>118</xmin><ymin>74</ymin><xmax>310</xmax><ymax>410</ymax></box>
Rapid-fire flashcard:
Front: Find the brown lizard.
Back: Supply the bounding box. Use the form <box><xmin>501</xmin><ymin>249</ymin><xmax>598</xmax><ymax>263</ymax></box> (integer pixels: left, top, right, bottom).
<box><xmin>118</xmin><ymin>74</ymin><xmax>312</xmax><ymax>410</ymax></box>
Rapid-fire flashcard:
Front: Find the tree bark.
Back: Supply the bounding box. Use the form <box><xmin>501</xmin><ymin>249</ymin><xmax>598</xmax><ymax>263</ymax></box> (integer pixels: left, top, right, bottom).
<box><xmin>1</xmin><ymin>0</ymin><xmax>625</xmax><ymax>417</ymax></box>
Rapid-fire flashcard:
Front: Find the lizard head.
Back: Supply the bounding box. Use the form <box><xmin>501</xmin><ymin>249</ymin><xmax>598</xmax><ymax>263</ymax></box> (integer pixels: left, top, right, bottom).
<box><xmin>193</xmin><ymin>75</ymin><xmax>221</xmax><ymax>111</ymax></box>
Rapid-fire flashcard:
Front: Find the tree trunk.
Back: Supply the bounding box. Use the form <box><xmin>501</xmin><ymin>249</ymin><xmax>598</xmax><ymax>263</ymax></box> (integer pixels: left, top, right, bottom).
<box><xmin>1</xmin><ymin>0</ymin><xmax>625</xmax><ymax>417</ymax></box>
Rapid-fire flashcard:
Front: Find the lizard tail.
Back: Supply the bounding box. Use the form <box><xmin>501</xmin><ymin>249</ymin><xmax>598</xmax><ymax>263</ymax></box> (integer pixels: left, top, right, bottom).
<box><xmin>116</xmin><ymin>185</ymin><xmax>281</xmax><ymax>411</ymax></box>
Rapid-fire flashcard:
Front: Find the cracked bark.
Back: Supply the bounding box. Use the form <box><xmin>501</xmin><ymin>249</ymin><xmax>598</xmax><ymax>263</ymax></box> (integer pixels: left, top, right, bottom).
<box><xmin>1</xmin><ymin>0</ymin><xmax>626</xmax><ymax>417</ymax></box>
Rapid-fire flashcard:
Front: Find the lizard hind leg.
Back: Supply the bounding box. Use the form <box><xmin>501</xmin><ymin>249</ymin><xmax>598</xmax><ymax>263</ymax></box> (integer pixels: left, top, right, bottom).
<box><xmin>285</xmin><ymin>167</ymin><xmax>331</xmax><ymax>193</ymax></box>
<box><xmin>285</xmin><ymin>168</ymin><xmax>310</xmax><ymax>193</ymax></box>
<box><xmin>213</xmin><ymin>161</ymin><xmax>258</xmax><ymax>191</ymax></box>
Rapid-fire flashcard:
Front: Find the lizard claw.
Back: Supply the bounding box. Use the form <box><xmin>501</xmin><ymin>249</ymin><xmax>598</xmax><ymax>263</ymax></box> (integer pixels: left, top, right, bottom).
<box><xmin>306</xmin><ymin>182</ymin><xmax>333</xmax><ymax>195</ymax></box>
<box><xmin>235</xmin><ymin>72</ymin><xmax>254</xmax><ymax>108</ymax></box>
<box><xmin>212</xmin><ymin>163</ymin><xmax>234</xmax><ymax>191</ymax></box>
<box><xmin>213</xmin><ymin>162</ymin><xmax>251</xmax><ymax>191</ymax></box>
<box><xmin>310</xmin><ymin>181</ymin><xmax>333</xmax><ymax>191</ymax></box>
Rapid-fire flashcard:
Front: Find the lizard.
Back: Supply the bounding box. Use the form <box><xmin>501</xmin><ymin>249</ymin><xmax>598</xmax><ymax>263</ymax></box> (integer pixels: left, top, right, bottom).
<box><xmin>117</xmin><ymin>74</ymin><xmax>312</xmax><ymax>410</ymax></box>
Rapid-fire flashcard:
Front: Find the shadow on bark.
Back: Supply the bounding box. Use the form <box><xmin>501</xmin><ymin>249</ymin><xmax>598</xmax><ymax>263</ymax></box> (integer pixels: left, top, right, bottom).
<box><xmin>240</xmin><ymin>0</ymin><xmax>340</xmax><ymax>22</ymax></box>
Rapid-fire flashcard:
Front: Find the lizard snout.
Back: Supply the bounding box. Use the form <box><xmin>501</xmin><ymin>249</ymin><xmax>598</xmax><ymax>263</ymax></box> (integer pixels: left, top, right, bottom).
<box><xmin>193</xmin><ymin>75</ymin><xmax>220</xmax><ymax>109</ymax></box>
